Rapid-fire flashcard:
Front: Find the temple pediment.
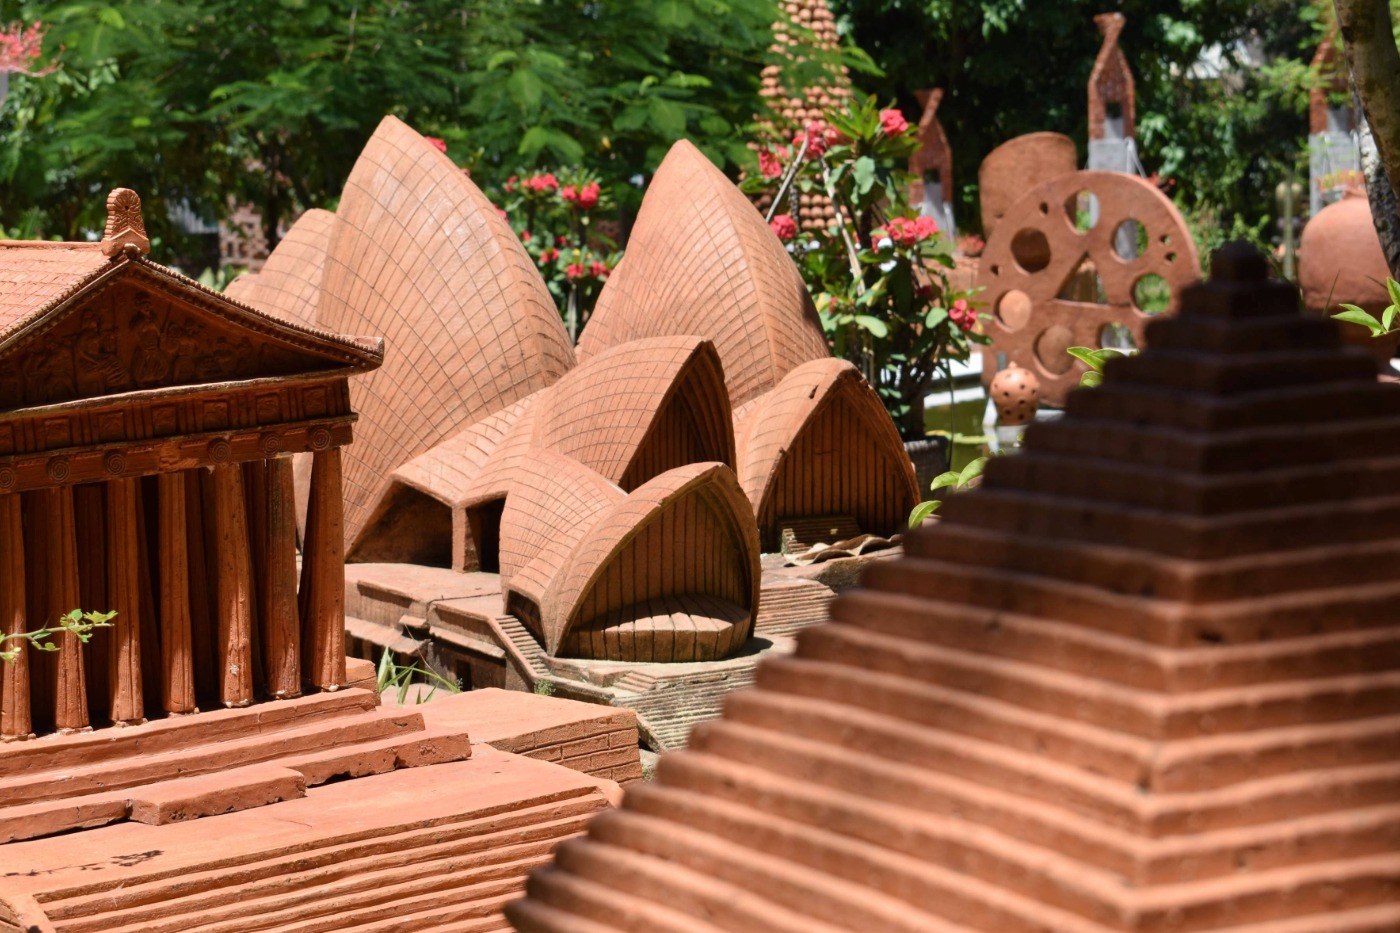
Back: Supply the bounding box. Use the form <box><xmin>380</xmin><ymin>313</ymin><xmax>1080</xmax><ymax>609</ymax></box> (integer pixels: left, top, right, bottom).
<box><xmin>0</xmin><ymin>251</ymin><xmax>381</xmax><ymax>414</ymax></box>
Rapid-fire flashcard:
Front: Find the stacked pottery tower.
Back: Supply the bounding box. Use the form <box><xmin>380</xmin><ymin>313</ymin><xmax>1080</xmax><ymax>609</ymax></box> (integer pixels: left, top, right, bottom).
<box><xmin>509</xmin><ymin>244</ymin><xmax>1400</xmax><ymax>931</ymax></box>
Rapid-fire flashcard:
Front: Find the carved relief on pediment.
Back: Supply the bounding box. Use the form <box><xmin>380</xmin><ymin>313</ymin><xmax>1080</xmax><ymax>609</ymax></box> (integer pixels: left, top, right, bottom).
<box><xmin>0</xmin><ymin>281</ymin><xmax>335</xmax><ymax>411</ymax></box>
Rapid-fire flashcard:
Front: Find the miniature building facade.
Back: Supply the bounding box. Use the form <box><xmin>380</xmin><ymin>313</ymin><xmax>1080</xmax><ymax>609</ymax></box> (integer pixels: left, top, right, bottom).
<box><xmin>0</xmin><ymin>190</ymin><xmax>382</xmax><ymax>738</ymax></box>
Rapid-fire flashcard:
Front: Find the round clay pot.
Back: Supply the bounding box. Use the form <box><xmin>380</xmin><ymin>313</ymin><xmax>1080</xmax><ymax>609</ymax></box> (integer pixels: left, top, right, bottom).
<box><xmin>1299</xmin><ymin>188</ymin><xmax>1400</xmax><ymax>362</ymax></box>
<box><xmin>990</xmin><ymin>363</ymin><xmax>1040</xmax><ymax>426</ymax></box>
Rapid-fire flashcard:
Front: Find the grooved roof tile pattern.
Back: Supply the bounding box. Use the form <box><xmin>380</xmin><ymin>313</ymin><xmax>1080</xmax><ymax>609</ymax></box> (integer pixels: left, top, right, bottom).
<box><xmin>222</xmin><ymin>208</ymin><xmax>336</xmax><ymax>329</ymax></box>
<box><xmin>0</xmin><ymin>242</ymin><xmax>110</xmax><ymax>340</ymax></box>
<box><xmin>737</xmin><ymin>358</ymin><xmax>918</xmax><ymax>547</ymax></box>
<box><xmin>389</xmin><ymin>398</ymin><xmax>534</xmax><ymax>509</ymax></box>
<box><xmin>316</xmin><ymin>115</ymin><xmax>577</xmax><ymax>544</ymax></box>
<box><xmin>499</xmin><ymin>449</ymin><xmax>624</xmax><ymax>608</ymax></box>
<box><xmin>509</xmin><ymin>244</ymin><xmax>1400</xmax><ymax>931</ymax></box>
<box><xmin>578</xmin><ymin>140</ymin><xmax>828</xmax><ymax>409</ymax></box>
<box><xmin>541</xmin><ymin>462</ymin><xmax>760</xmax><ymax>659</ymax></box>
<box><xmin>531</xmin><ymin>336</ymin><xmax>735</xmax><ymax>487</ymax></box>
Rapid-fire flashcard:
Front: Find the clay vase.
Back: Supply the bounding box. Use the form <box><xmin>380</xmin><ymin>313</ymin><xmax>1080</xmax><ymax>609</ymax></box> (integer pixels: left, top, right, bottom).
<box><xmin>1298</xmin><ymin>188</ymin><xmax>1400</xmax><ymax>362</ymax></box>
<box><xmin>990</xmin><ymin>363</ymin><xmax>1040</xmax><ymax>426</ymax></box>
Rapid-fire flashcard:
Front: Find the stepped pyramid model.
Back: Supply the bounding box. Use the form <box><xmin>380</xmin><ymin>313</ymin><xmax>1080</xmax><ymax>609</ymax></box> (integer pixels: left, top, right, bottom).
<box><xmin>507</xmin><ymin>243</ymin><xmax>1400</xmax><ymax>932</ymax></box>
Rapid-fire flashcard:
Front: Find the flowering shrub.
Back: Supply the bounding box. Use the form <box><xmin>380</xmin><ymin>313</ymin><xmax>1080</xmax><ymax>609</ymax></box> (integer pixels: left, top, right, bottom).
<box><xmin>494</xmin><ymin>169</ymin><xmax>619</xmax><ymax>340</ymax></box>
<box><xmin>0</xmin><ymin>21</ymin><xmax>52</xmax><ymax>76</ymax></box>
<box><xmin>747</xmin><ymin>95</ymin><xmax>985</xmax><ymax>440</ymax></box>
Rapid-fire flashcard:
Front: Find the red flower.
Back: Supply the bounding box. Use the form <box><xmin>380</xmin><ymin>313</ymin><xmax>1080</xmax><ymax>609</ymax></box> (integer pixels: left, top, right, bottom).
<box><xmin>565</xmin><ymin>262</ymin><xmax>585</xmax><ymax>280</ymax></box>
<box><xmin>793</xmin><ymin>120</ymin><xmax>840</xmax><ymax>157</ymax></box>
<box><xmin>577</xmin><ymin>181</ymin><xmax>600</xmax><ymax>210</ymax></box>
<box><xmin>496</xmin><ymin>208</ymin><xmax>508</xmax><ymax>220</ymax></box>
<box><xmin>758</xmin><ymin>148</ymin><xmax>783</xmax><ymax>180</ymax></box>
<box><xmin>524</xmin><ymin>173</ymin><xmax>559</xmax><ymax>193</ymax></box>
<box><xmin>914</xmin><ymin>215</ymin><xmax>939</xmax><ymax>240</ymax></box>
<box><xmin>521</xmin><ymin>230</ymin><xmax>532</xmax><ymax>243</ymax></box>
<box><xmin>505</xmin><ymin>175</ymin><xmax>519</xmax><ymax>192</ymax></box>
<box><xmin>541</xmin><ymin>248</ymin><xmax>559</xmax><ymax>263</ymax></box>
<box><xmin>590</xmin><ymin>260</ymin><xmax>609</xmax><ymax>278</ymax></box>
<box><xmin>885</xmin><ymin>217</ymin><xmax>919</xmax><ymax>247</ymax></box>
<box><xmin>555</xmin><ymin>235</ymin><xmax>569</xmax><ymax>247</ymax></box>
<box><xmin>949</xmin><ymin>298</ymin><xmax>976</xmax><ymax>332</ymax></box>
<box><xmin>424</xmin><ymin>137</ymin><xmax>448</xmax><ymax>153</ymax></box>
<box><xmin>560</xmin><ymin>185</ymin><xmax>578</xmax><ymax>203</ymax></box>
<box><xmin>769</xmin><ymin>214</ymin><xmax>798</xmax><ymax>242</ymax></box>
<box><xmin>879</xmin><ymin>108</ymin><xmax>909</xmax><ymax>137</ymax></box>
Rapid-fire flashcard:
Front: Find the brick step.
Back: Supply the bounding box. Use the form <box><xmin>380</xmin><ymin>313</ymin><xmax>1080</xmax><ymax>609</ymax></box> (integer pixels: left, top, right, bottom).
<box><xmin>89</xmin><ymin>850</ymin><xmax>552</xmax><ymax>933</ymax></box>
<box><xmin>0</xmin><ymin>707</ymin><xmax>430</xmax><ymax>809</ymax></box>
<box><xmin>43</xmin><ymin>796</ymin><xmax>603</xmax><ymax>925</ymax></box>
<box><xmin>0</xmin><ymin>690</ymin><xmax>379</xmax><ymax>777</ymax></box>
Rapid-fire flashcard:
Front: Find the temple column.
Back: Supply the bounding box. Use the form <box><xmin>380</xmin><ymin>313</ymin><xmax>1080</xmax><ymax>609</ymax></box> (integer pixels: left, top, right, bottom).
<box><xmin>39</xmin><ymin>487</ymin><xmax>87</xmax><ymax>731</ymax></box>
<box><xmin>262</xmin><ymin>457</ymin><xmax>300</xmax><ymax>697</ymax></box>
<box><xmin>0</xmin><ymin>494</ymin><xmax>29</xmax><ymax>738</ymax></box>
<box><xmin>105</xmin><ymin>478</ymin><xmax>144</xmax><ymax>724</ymax></box>
<box><xmin>300</xmin><ymin>448</ymin><xmax>345</xmax><ymax>690</ymax></box>
<box><xmin>158</xmin><ymin>472</ymin><xmax>195</xmax><ymax>713</ymax></box>
<box><xmin>211</xmin><ymin>464</ymin><xmax>254</xmax><ymax>707</ymax></box>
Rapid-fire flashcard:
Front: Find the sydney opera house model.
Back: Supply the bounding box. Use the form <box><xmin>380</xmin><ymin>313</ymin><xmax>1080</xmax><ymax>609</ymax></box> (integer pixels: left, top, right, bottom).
<box><xmin>225</xmin><ymin>116</ymin><xmax>920</xmax><ymax>750</ymax></box>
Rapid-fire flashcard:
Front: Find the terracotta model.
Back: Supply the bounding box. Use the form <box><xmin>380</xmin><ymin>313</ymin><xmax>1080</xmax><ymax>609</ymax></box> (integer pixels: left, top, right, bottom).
<box><xmin>1088</xmin><ymin>12</ymin><xmax>1135</xmax><ymax>142</ymax></box>
<box><xmin>976</xmin><ymin>132</ymin><xmax>1078</xmax><ymax>238</ymax></box>
<box><xmin>1309</xmin><ymin>31</ymin><xmax>1353</xmax><ymax>137</ymax></box>
<box><xmin>988</xmin><ymin>361</ymin><xmax>1039</xmax><ymax>425</ymax></box>
<box><xmin>0</xmin><ymin>190</ymin><xmax>638</xmax><ymax>930</ymax></box>
<box><xmin>758</xmin><ymin>0</ymin><xmax>851</xmax><ymax>230</ymax></box>
<box><xmin>907</xmin><ymin>88</ymin><xmax>956</xmax><ymax>238</ymax></box>
<box><xmin>976</xmin><ymin>169</ymin><xmax>1200</xmax><ymax>406</ymax></box>
<box><xmin>1298</xmin><ymin>188</ymin><xmax>1400</xmax><ymax>361</ymax></box>
<box><xmin>510</xmin><ymin>243</ymin><xmax>1400</xmax><ymax>931</ymax></box>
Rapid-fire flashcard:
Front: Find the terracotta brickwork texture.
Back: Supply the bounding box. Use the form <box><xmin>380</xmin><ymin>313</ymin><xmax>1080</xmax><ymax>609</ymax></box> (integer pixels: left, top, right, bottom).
<box><xmin>1088</xmin><ymin>13</ymin><xmax>1135</xmax><ymax>140</ymax></box>
<box><xmin>508</xmin><ymin>244</ymin><xmax>1400</xmax><ymax>931</ymax></box>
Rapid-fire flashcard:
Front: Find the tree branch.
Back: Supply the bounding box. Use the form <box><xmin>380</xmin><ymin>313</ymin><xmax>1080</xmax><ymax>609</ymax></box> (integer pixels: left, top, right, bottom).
<box><xmin>1335</xmin><ymin>0</ymin><xmax>1400</xmax><ymax>276</ymax></box>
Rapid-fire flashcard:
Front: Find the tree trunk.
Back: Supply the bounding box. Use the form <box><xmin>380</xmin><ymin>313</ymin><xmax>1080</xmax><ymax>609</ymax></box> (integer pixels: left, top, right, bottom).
<box><xmin>1334</xmin><ymin>0</ymin><xmax>1400</xmax><ymax>277</ymax></box>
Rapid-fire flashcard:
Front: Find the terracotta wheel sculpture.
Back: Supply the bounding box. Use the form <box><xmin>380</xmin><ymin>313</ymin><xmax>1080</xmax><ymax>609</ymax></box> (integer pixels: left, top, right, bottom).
<box><xmin>976</xmin><ymin>170</ymin><xmax>1199</xmax><ymax>407</ymax></box>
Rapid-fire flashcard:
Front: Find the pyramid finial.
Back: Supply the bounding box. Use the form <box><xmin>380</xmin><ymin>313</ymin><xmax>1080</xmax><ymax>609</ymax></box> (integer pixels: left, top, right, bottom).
<box><xmin>100</xmin><ymin>187</ymin><xmax>150</xmax><ymax>258</ymax></box>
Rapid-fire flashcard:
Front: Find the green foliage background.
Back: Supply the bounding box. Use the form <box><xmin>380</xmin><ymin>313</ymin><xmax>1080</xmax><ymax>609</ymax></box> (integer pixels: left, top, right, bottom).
<box><xmin>0</xmin><ymin>0</ymin><xmax>782</xmax><ymax>259</ymax></box>
<box><xmin>0</xmin><ymin>0</ymin><xmax>1355</xmax><ymax>264</ymax></box>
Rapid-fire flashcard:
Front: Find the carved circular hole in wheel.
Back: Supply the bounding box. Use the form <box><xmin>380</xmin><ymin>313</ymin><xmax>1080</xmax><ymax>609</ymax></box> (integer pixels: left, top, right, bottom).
<box><xmin>1011</xmin><ymin>229</ymin><xmax>1051</xmax><ymax>273</ymax></box>
<box><xmin>1111</xmin><ymin>219</ymin><xmax>1143</xmax><ymax>262</ymax></box>
<box><xmin>1064</xmin><ymin>190</ymin><xmax>1100</xmax><ymax>232</ymax></box>
<box><xmin>1133</xmin><ymin>272</ymin><xmax>1171</xmax><ymax>315</ymax></box>
<box><xmin>1034</xmin><ymin>324</ymin><xmax>1076</xmax><ymax>376</ymax></box>
<box><xmin>1099</xmin><ymin>322</ymin><xmax>1137</xmax><ymax>351</ymax></box>
<box><xmin>996</xmin><ymin>290</ymin><xmax>1033</xmax><ymax>332</ymax></box>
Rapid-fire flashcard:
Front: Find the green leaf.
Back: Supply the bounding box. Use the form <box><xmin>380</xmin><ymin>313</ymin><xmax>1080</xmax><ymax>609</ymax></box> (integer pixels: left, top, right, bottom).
<box><xmin>852</xmin><ymin>156</ymin><xmax>876</xmax><ymax>195</ymax></box>
<box><xmin>959</xmin><ymin>457</ymin><xmax>987</xmax><ymax>484</ymax></box>
<box><xmin>1080</xmin><ymin>370</ymin><xmax>1104</xmax><ymax>388</ymax></box>
<box><xmin>1333</xmin><ymin>305</ymin><xmax>1385</xmax><ymax>336</ymax></box>
<box><xmin>908</xmin><ymin>500</ymin><xmax>941</xmax><ymax>527</ymax></box>
<box><xmin>1386</xmin><ymin>277</ymin><xmax>1400</xmax><ymax>313</ymax></box>
<box><xmin>1065</xmin><ymin>346</ymin><xmax>1102</xmax><ymax>370</ymax></box>
<box><xmin>929</xmin><ymin>470</ymin><xmax>962</xmax><ymax>492</ymax></box>
<box><xmin>925</xmin><ymin>307</ymin><xmax>948</xmax><ymax>328</ymax></box>
<box><xmin>1386</xmin><ymin>305</ymin><xmax>1398</xmax><ymax>333</ymax></box>
<box><xmin>852</xmin><ymin>314</ymin><xmax>889</xmax><ymax>338</ymax></box>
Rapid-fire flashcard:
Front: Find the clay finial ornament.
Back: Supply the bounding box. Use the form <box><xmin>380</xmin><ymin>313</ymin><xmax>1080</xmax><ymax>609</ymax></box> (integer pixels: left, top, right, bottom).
<box><xmin>100</xmin><ymin>187</ymin><xmax>151</xmax><ymax>258</ymax></box>
<box><xmin>1088</xmin><ymin>12</ymin><xmax>1135</xmax><ymax>141</ymax></box>
<box><xmin>989</xmin><ymin>362</ymin><xmax>1039</xmax><ymax>425</ymax></box>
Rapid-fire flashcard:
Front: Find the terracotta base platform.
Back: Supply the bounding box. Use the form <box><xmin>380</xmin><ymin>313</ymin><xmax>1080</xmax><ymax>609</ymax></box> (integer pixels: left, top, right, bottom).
<box><xmin>342</xmin><ymin>557</ymin><xmax>892</xmax><ymax>751</ymax></box>
<box><xmin>0</xmin><ymin>745</ymin><xmax>615</xmax><ymax>933</ymax></box>
<box><xmin>396</xmin><ymin>688</ymin><xmax>643</xmax><ymax>785</ymax></box>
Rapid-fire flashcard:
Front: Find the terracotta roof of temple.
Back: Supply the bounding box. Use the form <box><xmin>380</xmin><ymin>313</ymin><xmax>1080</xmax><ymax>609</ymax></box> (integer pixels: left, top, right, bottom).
<box><xmin>509</xmin><ymin>243</ymin><xmax>1400</xmax><ymax>931</ymax></box>
<box><xmin>579</xmin><ymin>140</ymin><xmax>828</xmax><ymax>409</ymax></box>
<box><xmin>0</xmin><ymin>192</ymin><xmax>382</xmax><ymax>372</ymax></box>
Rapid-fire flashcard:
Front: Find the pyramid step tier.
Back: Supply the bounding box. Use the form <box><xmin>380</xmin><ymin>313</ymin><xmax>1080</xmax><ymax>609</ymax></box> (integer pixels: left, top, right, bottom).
<box><xmin>829</xmin><ymin>588</ymin><xmax>1400</xmax><ymax>694</ymax></box>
